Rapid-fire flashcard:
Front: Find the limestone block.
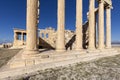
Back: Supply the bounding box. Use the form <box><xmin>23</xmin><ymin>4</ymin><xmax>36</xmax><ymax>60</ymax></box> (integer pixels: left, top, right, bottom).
<box><xmin>10</xmin><ymin>60</ymin><xmax>26</xmax><ymax>68</ymax></box>
<box><xmin>25</xmin><ymin>59</ymin><xmax>35</xmax><ymax>66</ymax></box>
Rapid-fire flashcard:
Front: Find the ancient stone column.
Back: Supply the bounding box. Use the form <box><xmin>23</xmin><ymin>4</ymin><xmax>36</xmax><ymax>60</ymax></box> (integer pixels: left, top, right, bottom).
<box><xmin>98</xmin><ymin>0</ymin><xmax>104</xmax><ymax>49</ymax></box>
<box><xmin>13</xmin><ymin>32</ymin><xmax>18</xmax><ymax>46</ymax></box>
<box><xmin>106</xmin><ymin>6</ymin><xmax>111</xmax><ymax>48</ymax></box>
<box><xmin>37</xmin><ymin>0</ymin><xmax>40</xmax><ymax>24</ymax></box>
<box><xmin>88</xmin><ymin>0</ymin><xmax>95</xmax><ymax>49</ymax></box>
<box><xmin>21</xmin><ymin>33</ymin><xmax>24</xmax><ymax>45</ymax></box>
<box><xmin>56</xmin><ymin>0</ymin><xmax>65</xmax><ymax>51</ymax></box>
<box><xmin>75</xmin><ymin>0</ymin><xmax>83</xmax><ymax>50</ymax></box>
<box><xmin>25</xmin><ymin>0</ymin><xmax>39</xmax><ymax>54</ymax></box>
<box><xmin>14</xmin><ymin>32</ymin><xmax>17</xmax><ymax>41</ymax></box>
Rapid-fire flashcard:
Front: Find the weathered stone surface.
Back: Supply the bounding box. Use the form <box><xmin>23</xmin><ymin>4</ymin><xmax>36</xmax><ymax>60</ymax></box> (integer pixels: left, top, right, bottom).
<box><xmin>88</xmin><ymin>0</ymin><xmax>95</xmax><ymax>49</ymax></box>
<box><xmin>98</xmin><ymin>0</ymin><xmax>105</xmax><ymax>49</ymax></box>
<box><xmin>56</xmin><ymin>0</ymin><xmax>65</xmax><ymax>51</ymax></box>
<box><xmin>9</xmin><ymin>52</ymin><xmax>120</xmax><ymax>80</ymax></box>
<box><xmin>0</xmin><ymin>48</ymin><xmax>119</xmax><ymax>78</ymax></box>
<box><xmin>13</xmin><ymin>28</ymin><xmax>26</xmax><ymax>47</ymax></box>
<box><xmin>76</xmin><ymin>0</ymin><xmax>83</xmax><ymax>50</ymax></box>
<box><xmin>106</xmin><ymin>6</ymin><xmax>111</xmax><ymax>48</ymax></box>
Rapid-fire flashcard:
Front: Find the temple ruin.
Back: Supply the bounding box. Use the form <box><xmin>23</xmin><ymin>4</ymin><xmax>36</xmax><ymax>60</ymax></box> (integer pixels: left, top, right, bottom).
<box><xmin>13</xmin><ymin>0</ymin><xmax>112</xmax><ymax>51</ymax></box>
<box><xmin>13</xmin><ymin>27</ymin><xmax>76</xmax><ymax>49</ymax></box>
<box><xmin>4</xmin><ymin>0</ymin><xmax>115</xmax><ymax>68</ymax></box>
<box><xmin>2</xmin><ymin>0</ymin><xmax>120</xmax><ymax>79</ymax></box>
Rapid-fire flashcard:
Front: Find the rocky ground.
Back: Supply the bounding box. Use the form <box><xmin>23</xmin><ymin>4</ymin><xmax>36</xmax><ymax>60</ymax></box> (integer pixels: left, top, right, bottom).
<box><xmin>1</xmin><ymin>47</ymin><xmax>120</xmax><ymax>80</ymax></box>
<box><xmin>17</xmin><ymin>47</ymin><xmax>120</xmax><ymax>80</ymax></box>
<box><xmin>0</xmin><ymin>48</ymin><xmax>20</xmax><ymax>68</ymax></box>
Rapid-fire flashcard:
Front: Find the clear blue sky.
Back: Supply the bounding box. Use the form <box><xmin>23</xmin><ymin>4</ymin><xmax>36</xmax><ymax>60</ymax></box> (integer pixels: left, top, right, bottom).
<box><xmin>0</xmin><ymin>0</ymin><xmax>120</xmax><ymax>42</ymax></box>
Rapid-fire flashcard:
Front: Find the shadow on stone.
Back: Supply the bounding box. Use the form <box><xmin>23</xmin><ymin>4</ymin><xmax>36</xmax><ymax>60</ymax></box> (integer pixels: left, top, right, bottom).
<box><xmin>65</xmin><ymin>35</ymin><xmax>76</xmax><ymax>50</ymax></box>
<box><xmin>38</xmin><ymin>38</ymin><xmax>55</xmax><ymax>50</ymax></box>
<box><xmin>83</xmin><ymin>21</ymin><xmax>89</xmax><ymax>49</ymax></box>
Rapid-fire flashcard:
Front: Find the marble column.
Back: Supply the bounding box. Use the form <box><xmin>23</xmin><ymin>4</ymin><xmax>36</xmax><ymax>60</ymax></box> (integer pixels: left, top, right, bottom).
<box><xmin>21</xmin><ymin>33</ymin><xmax>24</xmax><ymax>45</ymax></box>
<box><xmin>98</xmin><ymin>0</ymin><xmax>104</xmax><ymax>49</ymax></box>
<box><xmin>25</xmin><ymin>0</ymin><xmax>39</xmax><ymax>54</ymax></box>
<box><xmin>106</xmin><ymin>6</ymin><xmax>111</xmax><ymax>48</ymax></box>
<box><xmin>37</xmin><ymin>0</ymin><xmax>40</xmax><ymax>24</ymax></box>
<box><xmin>56</xmin><ymin>0</ymin><xmax>65</xmax><ymax>51</ymax></box>
<box><xmin>88</xmin><ymin>0</ymin><xmax>95</xmax><ymax>49</ymax></box>
<box><xmin>13</xmin><ymin>32</ymin><xmax>18</xmax><ymax>46</ymax></box>
<box><xmin>76</xmin><ymin>0</ymin><xmax>83</xmax><ymax>50</ymax></box>
<box><xmin>14</xmin><ymin>32</ymin><xmax>17</xmax><ymax>41</ymax></box>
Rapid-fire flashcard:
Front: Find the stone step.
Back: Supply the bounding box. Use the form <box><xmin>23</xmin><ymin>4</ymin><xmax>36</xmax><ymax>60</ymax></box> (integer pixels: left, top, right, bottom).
<box><xmin>1</xmin><ymin>49</ymin><xmax>119</xmax><ymax>70</ymax></box>
<box><xmin>6</xmin><ymin>49</ymin><xmax>119</xmax><ymax>69</ymax></box>
<box><xmin>0</xmin><ymin>51</ymin><xmax>119</xmax><ymax>80</ymax></box>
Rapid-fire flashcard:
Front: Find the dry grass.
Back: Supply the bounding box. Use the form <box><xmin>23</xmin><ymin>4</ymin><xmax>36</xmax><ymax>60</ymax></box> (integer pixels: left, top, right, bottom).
<box><xmin>0</xmin><ymin>48</ymin><xmax>20</xmax><ymax>68</ymax></box>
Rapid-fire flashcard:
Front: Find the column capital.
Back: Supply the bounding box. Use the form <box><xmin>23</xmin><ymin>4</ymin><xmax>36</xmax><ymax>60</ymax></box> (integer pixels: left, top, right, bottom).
<box><xmin>106</xmin><ymin>5</ymin><xmax>113</xmax><ymax>9</ymax></box>
<box><xmin>98</xmin><ymin>0</ymin><xmax>104</xmax><ymax>3</ymax></box>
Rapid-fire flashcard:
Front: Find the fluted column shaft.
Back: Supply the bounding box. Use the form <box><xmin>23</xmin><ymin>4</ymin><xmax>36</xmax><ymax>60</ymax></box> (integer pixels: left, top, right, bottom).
<box><xmin>56</xmin><ymin>0</ymin><xmax>65</xmax><ymax>51</ymax></box>
<box><xmin>106</xmin><ymin>7</ymin><xmax>111</xmax><ymax>48</ymax></box>
<box><xmin>21</xmin><ymin>33</ymin><xmax>24</xmax><ymax>44</ymax></box>
<box><xmin>76</xmin><ymin>0</ymin><xmax>83</xmax><ymax>50</ymax></box>
<box><xmin>14</xmin><ymin>32</ymin><xmax>17</xmax><ymax>41</ymax></box>
<box><xmin>26</xmin><ymin>0</ymin><xmax>39</xmax><ymax>51</ymax></box>
<box><xmin>88</xmin><ymin>0</ymin><xmax>95</xmax><ymax>49</ymax></box>
<box><xmin>98</xmin><ymin>1</ymin><xmax>104</xmax><ymax>49</ymax></box>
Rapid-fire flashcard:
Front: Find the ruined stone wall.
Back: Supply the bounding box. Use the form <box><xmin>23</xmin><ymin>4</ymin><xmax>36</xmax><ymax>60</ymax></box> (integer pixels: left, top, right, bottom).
<box><xmin>39</xmin><ymin>27</ymin><xmax>56</xmax><ymax>49</ymax></box>
<box><xmin>13</xmin><ymin>40</ymin><xmax>26</xmax><ymax>46</ymax></box>
<box><xmin>38</xmin><ymin>27</ymin><xmax>75</xmax><ymax>50</ymax></box>
<box><xmin>13</xmin><ymin>29</ymin><xmax>26</xmax><ymax>47</ymax></box>
<box><xmin>13</xmin><ymin>26</ymin><xmax>88</xmax><ymax>50</ymax></box>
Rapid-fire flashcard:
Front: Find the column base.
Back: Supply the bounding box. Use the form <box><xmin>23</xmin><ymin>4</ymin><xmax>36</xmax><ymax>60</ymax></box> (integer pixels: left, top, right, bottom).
<box><xmin>75</xmin><ymin>48</ymin><xmax>84</xmax><ymax>51</ymax></box>
<box><xmin>87</xmin><ymin>49</ymin><xmax>100</xmax><ymax>53</ymax></box>
<box><xmin>88</xmin><ymin>47</ymin><xmax>96</xmax><ymax>50</ymax></box>
<box><xmin>97</xmin><ymin>47</ymin><xmax>105</xmax><ymax>50</ymax></box>
<box><xmin>56</xmin><ymin>49</ymin><xmax>66</xmax><ymax>52</ymax></box>
<box><xmin>105</xmin><ymin>47</ymin><xmax>111</xmax><ymax>49</ymax></box>
<box><xmin>22</xmin><ymin>49</ymin><xmax>39</xmax><ymax>59</ymax></box>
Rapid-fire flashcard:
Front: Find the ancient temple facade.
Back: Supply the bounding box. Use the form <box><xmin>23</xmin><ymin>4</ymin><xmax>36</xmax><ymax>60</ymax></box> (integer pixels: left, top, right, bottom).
<box><xmin>13</xmin><ymin>0</ymin><xmax>112</xmax><ymax>53</ymax></box>
<box><xmin>1</xmin><ymin>1</ymin><xmax>119</xmax><ymax>78</ymax></box>
<box><xmin>7</xmin><ymin>0</ymin><xmax>115</xmax><ymax>69</ymax></box>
